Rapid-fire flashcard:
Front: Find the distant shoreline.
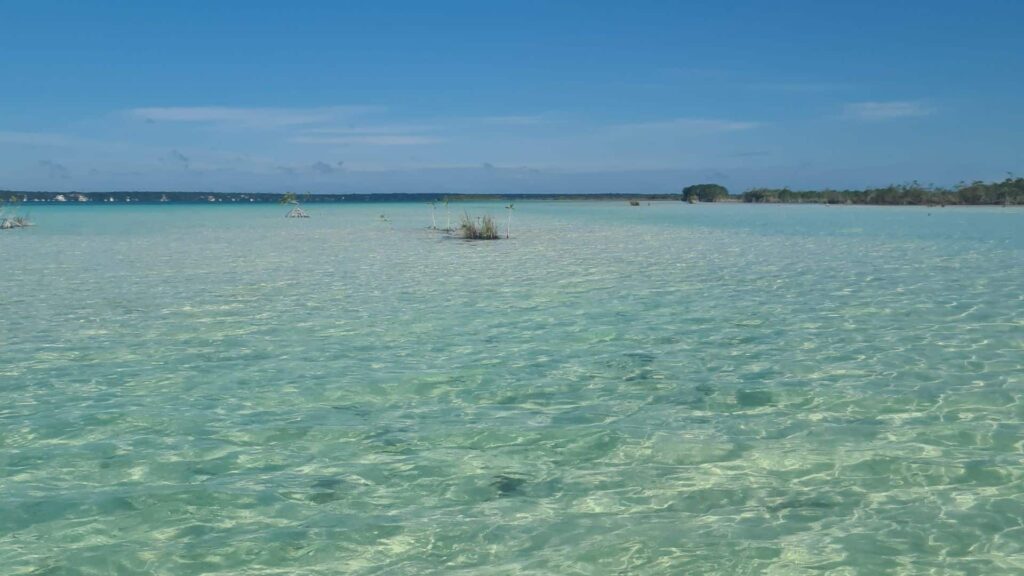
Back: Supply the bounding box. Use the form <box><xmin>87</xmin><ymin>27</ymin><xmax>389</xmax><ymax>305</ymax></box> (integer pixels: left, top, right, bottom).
<box><xmin>5</xmin><ymin>191</ymin><xmax>681</xmax><ymax>205</ymax></box>
<box><xmin>1</xmin><ymin>186</ymin><xmax>1020</xmax><ymax>206</ymax></box>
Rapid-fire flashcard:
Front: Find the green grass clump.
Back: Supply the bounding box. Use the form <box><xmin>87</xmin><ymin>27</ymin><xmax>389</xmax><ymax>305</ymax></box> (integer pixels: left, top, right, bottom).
<box><xmin>459</xmin><ymin>212</ymin><xmax>500</xmax><ymax>240</ymax></box>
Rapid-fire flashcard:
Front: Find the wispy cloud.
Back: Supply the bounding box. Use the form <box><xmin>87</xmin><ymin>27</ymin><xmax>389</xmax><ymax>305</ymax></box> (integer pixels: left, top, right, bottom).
<box><xmin>843</xmin><ymin>101</ymin><xmax>935</xmax><ymax>120</ymax></box>
<box><xmin>290</xmin><ymin>135</ymin><xmax>443</xmax><ymax>146</ymax></box>
<box><xmin>310</xmin><ymin>160</ymin><xmax>345</xmax><ymax>174</ymax></box>
<box><xmin>611</xmin><ymin>117</ymin><xmax>760</xmax><ymax>134</ymax></box>
<box><xmin>166</xmin><ymin>149</ymin><xmax>190</xmax><ymax>169</ymax></box>
<box><xmin>128</xmin><ymin>106</ymin><xmax>378</xmax><ymax>128</ymax></box>
<box><xmin>478</xmin><ymin>115</ymin><xmax>549</xmax><ymax>126</ymax></box>
<box><xmin>0</xmin><ymin>131</ymin><xmax>79</xmax><ymax>146</ymax></box>
<box><xmin>750</xmin><ymin>81</ymin><xmax>851</xmax><ymax>93</ymax></box>
<box><xmin>39</xmin><ymin>160</ymin><xmax>71</xmax><ymax>178</ymax></box>
<box><xmin>300</xmin><ymin>124</ymin><xmax>436</xmax><ymax>135</ymax></box>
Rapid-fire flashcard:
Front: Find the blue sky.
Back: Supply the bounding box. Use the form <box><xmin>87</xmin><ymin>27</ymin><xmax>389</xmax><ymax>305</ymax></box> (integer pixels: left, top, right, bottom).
<box><xmin>1</xmin><ymin>0</ymin><xmax>1022</xmax><ymax>193</ymax></box>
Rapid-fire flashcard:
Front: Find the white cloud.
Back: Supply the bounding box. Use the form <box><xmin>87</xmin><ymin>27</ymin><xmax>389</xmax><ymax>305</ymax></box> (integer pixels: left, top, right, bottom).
<box><xmin>128</xmin><ymin>106</ymin><xmax>378</xmax><ymax>128</ymax></box>
<box><xmin>843</xmin><ymin>101</ymin><xmax>935</xmax><ymax>120</ymax></box>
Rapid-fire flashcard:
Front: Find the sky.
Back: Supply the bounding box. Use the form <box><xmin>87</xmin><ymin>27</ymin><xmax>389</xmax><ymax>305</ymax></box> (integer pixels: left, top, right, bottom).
<box><xmin>1</xmin><ymin>0</ymin><xmax>1022</xmax><ymax>194</ymax></box>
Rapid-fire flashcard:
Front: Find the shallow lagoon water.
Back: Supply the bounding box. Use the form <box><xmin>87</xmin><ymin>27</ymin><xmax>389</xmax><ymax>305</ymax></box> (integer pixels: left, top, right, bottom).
<box><xmin>1</xmin><ymin>202</ymin><xmax>1022</xmax><ymax>574</ymax></box>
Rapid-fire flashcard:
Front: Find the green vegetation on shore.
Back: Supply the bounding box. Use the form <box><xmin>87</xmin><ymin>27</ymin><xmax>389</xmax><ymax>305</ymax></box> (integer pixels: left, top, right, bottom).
<box><xmin>738</xmin><ymin>178</ymin><xmax>1023</xmax><ymax>206</ymax></box>
<box><xmin>682</xmin><ymin>184</ymin><xmax>730</xmax><ymax>203</ymax></box>
<box><xmin>682</xmin><ymin>178</ymin><xmax>1023</xmax><ymax>205</ymax></box>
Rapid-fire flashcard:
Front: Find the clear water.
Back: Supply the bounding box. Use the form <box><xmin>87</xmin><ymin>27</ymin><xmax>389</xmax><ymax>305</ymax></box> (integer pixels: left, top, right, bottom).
<box><xmin>1</xmin><ymin>202</ymin><xmax>1022</xmax><ymax>575</ymax></box>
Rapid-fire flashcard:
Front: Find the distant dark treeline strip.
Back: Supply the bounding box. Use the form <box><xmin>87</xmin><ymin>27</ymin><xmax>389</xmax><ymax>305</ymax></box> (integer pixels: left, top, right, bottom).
<box><xmin>0</xmin><ymin>191</ymin><xmax>678</xmax><ymax>204</ymax></box>
<box><xmin>3</xmin><ymin>177</ymin><xmax>1022</xmax><ymax>205</ymax></box>
<box><xmin>739</xmin><ymin>178</ymin><xmax>1024</xmax><ymax>205</ymax></box>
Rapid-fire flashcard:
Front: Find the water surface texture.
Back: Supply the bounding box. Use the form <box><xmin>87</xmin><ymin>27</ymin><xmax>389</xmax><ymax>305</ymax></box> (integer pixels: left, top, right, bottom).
<box><xmin>1</xmin><ymin>203</ymin><xmax>1022</xmax><ymax>574</ymax></box>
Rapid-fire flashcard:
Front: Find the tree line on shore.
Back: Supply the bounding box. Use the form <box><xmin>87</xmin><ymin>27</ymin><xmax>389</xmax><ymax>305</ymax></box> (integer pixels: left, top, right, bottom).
<box><xmin>685</xmin><ymin>177</ymin><xmax>1023</xmax><ymax>205</ymax></box>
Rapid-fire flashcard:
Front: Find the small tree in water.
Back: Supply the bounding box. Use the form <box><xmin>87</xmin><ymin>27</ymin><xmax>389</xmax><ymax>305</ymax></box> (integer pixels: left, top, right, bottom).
<box><xmin>0</xmin><ymin>195</ymin><xmax>32</xmax><ymax>229</ymax></box>
<box><xmin>505</xmin><ymin>203</ymin><xmax>514</xmax><ymax>238</ymax></box>
<box><xmin>281</xmin><ymin>192</ymin><xmax>309</xmax><ymax>217</ymax></box>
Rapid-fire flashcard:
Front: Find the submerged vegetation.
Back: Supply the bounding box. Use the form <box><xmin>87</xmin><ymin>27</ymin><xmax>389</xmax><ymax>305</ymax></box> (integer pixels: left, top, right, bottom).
<box><xmin>459</xmin><ymin>212</ymin><xmax>500</xmax><ymax>240</ymax></box>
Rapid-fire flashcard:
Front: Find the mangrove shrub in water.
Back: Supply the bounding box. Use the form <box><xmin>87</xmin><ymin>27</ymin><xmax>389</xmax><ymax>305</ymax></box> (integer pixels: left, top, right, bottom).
<box><xmin>459</xmin><ymin>212</ymin><xmax>500</xmax><ymax>240</ymax></box>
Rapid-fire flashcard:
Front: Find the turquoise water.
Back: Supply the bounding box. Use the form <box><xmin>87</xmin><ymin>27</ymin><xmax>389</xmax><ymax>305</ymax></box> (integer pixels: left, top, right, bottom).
<box><xmin>1</xmin><ymin>202</ymin><xmax>1022</xmax><ymax>575</ymax></box>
